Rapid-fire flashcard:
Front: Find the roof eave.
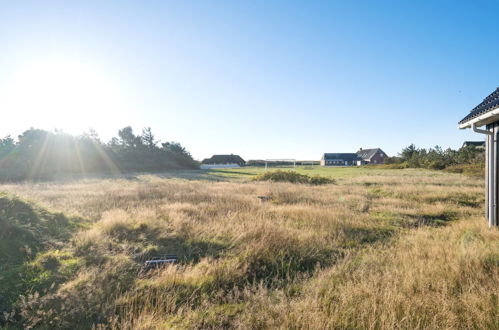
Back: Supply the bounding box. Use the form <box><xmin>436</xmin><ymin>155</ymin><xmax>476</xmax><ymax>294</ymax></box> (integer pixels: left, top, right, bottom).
<box><xmin>459</xmin><ymin>108</ymin><xmax>499</xmax><ymax>129</ymax></box>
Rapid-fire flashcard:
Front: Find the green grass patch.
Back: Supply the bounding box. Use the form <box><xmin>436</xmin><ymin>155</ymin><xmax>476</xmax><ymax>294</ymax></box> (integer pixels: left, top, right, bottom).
<box><xmin>206</xmin><ymin>166</ymin><xmax>378</xmax><ymax>180</ymax></box>
<box><xmin>0</xmin><ymin>193</ymin><xmax>83</xmax><ymax>264</ymax></box>
<box><xmin>0</xmin><ymin>193</ymin><xmax>84</xmax><ymax>315</ymax></box>
<box><xmin>254</xmin><ymin>170</ymin><xmax>334</xmax><ymax>185</ymax></box>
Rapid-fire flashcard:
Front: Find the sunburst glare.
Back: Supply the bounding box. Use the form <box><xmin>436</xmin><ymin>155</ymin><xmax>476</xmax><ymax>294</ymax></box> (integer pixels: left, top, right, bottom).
<box><xmin>3</xmin><ymin>57</ymin><xmax>127</xmax><ymax>135</ymax></box>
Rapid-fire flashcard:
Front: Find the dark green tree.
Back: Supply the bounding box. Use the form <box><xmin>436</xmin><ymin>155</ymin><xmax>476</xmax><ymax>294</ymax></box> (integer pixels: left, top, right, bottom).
<box><xmin>117</xmin><ymin>126</ymin><xmax>142</xmax><ymax>148</ymax></box>
<box><xmin>141</xmin><ymin>127</ymin><xmax>157</xmax><ymax>149</ymax></box>
<box><xmin>162</xmin><ymin>141</ymin><xmax>190</xmax><ymax>157</ymax></box>
<box><xmin>400</xmin><ymin>144</ymin><xmax>417</xmax><ymax>162</ymax></box>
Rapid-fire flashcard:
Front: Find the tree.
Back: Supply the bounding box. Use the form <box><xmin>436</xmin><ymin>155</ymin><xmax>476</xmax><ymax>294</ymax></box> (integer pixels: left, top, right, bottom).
<box><xmin>0</xmin><ymin>126</ymin><xmax>197</xmax><ymax>181</ymax></box>
<box><xmin>117</xmin><ymin>126</ymin><xmax>142</xmax><ymax>148</ymax></box>
<box><xmin>0</xmin><ymin>135</ymin><xmax>15</xmax><ymax>149</ymax></box>
<box><xmin>0</xmin><ymin>135</ymin><xmax>15</xmax><ymax>158</ymax></box>
<box><xmin>82</xmin><ymin>128</ymin><xmax>100</xmax><ymax>142</ymax></box>
<box><xmin>400</xmin><ymin>144</ymin><xmax>417</xmax><ymax>162</ymax></box>
<box><xmin>456</xmin><ymin>145</ymin><xmax>481</xmax><ymax>164</ymax></box>
<box><xmin>141</xmin><ymin>127</ymin><xmax>157</xmax><ymax>149</ymax></box>
<box><xmin>162</xmin><ymin>141</ymin><xmax>190</xmax><ymax>156</ymax></box>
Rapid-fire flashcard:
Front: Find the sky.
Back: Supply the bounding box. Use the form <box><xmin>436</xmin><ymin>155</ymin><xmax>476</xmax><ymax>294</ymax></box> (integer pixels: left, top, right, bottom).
<box><xmin>0</xmin><ymin>1</ymin><xmax>498</xmax><ymax>160</ymax></box>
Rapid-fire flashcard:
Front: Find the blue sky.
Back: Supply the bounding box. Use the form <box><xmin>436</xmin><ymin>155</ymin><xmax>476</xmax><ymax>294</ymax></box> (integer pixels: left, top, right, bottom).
<box><xmin>0</xmin><ymin>1</ymin><xmax>498</xmax><ymax>160</ymax></box>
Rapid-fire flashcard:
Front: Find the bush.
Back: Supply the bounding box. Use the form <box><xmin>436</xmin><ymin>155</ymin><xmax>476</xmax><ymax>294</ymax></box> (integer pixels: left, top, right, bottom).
<box><xmin>254</xmin><ymin>170</ymin><xmax>334</xmax><ymax>185</ymax></box>
<box><xmin>308</xmin><ymin>175</ymin><xmax>335</xmax><ymax>185</ymax></box>
<box><xmin>396</xmin><ymin>144</ymin><xmax>484</xmax><ymax>172</ymax></box>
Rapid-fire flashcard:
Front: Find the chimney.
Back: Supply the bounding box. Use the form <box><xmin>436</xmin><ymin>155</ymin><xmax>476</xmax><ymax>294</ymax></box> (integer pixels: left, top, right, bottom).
<box><xmin>359</xmin><ymin>147</ymin><xmax>363</xmax><ymax>151</ymax></box>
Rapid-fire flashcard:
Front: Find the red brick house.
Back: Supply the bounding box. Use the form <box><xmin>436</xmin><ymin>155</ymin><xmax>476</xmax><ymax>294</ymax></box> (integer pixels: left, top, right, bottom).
<box><xmin>356</xmin><ymin>148</ymin><xmax>388</xmax><ymax>164</ymax></box>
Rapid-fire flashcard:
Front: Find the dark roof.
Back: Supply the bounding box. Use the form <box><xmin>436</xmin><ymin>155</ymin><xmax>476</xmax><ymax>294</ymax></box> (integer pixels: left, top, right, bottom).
<box><xmin>322</xmin><ymin>153</ymin><xmax>360</xmax><ymax>162</ymax></box>
<box><xmin>202</xmin><ymin>154</ymin><xmax>245</xmax><ymax>164</ymax></box>
<box><xmin>462</xmin><ymin>141</ymin><xmax>485</xmax><ymax>147</ymax></box>
<box><xmin>459</xmin><ymin>87</ymin><xmax>499</xmax><ymax>124</ymax></box>
<box><xmin>356</xmin><ymin>148</ymin><xmax>386</xmax><ymax>161</ymax></box>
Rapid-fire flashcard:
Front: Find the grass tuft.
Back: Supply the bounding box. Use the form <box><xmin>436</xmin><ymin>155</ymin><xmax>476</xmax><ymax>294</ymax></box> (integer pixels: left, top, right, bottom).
<box><xmin>254</xmin><ymin>170</ymin><xmax>334</xmax><ymax>185</ymax></box>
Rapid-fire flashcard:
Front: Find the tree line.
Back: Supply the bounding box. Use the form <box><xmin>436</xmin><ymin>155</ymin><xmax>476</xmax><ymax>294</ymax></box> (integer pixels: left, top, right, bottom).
<box><xmin>0</xmin><ymin>127</ymin><xmax>197</xmax><ymax>181</ymax></box>
<box><xmin>385</xmin><ymin>144</ymin><xmax>484</xmax><ymax>172</ymax></box>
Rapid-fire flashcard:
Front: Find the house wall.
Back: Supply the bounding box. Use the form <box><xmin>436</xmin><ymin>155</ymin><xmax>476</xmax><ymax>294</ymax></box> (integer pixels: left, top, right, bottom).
<box><xmin>321</xmin><ymin>159</ymin><xmax>358</xmax><ymax>167</ymax></box>
<box><xmin>369</xmin><ymin>152</ymin><xmax>387</xmax><ymax>164</ymax></box>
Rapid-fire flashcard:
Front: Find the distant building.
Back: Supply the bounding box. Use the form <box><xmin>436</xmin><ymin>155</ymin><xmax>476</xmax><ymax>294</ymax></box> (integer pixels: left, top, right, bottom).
<box><xmin>462</xmin><ymin>141</ymin><xmax>485</xmax><ymax>150</ymax></box>
<box><xmin>320</xmin><ymin>153</ymin><xmax>361</xmax><ymax>166</ymax></box>
<box><xmin>200</xmin><ymin>154</ymin><xmax>245</xmax><ymax>169</ymax></box>
<box><xmin>356</xmin><ymin>148</ymin><xmax>388</xmax><ymax>164</ymax></box>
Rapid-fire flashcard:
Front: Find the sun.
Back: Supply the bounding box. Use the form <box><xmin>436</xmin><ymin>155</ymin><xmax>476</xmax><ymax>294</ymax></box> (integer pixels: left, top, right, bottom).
<box><xmin>3</xmin><ymin>57</ymin><xmax>127</xmax><ymax>135</ymax></box>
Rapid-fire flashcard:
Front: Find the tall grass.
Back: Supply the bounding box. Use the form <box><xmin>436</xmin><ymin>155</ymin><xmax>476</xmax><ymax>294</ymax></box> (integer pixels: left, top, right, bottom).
<box><xmin>0</xmin><ymin>169</ymin><xmax>496</xmax><ymax>329</ymax></box>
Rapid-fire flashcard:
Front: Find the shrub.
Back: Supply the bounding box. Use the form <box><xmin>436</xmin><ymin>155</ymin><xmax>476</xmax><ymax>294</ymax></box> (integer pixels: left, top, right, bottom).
<box><xmin>308</xmin><ymin>175</ymin><xmax>335</xmax><ymax>185</ymax></box>
<box><xmin>395</xmin><ymin>144</ymin><xmax>484</xmax><ymax>171</ymax></box>
<box><xmin>254</xmin><ymin>170</ymin><xmax>334</xmax><ymax>185</ymax></box>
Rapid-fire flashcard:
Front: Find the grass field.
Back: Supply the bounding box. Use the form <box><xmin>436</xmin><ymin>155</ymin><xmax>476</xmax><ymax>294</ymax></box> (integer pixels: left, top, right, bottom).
<box><xmin>206</xmin><ymin>165</ymin><xmax>385</xmax><ymax>180</ymax></box>
<box><xmin>1</xmin><ymin>167</ymin><xmax>498</xmax><ymax>329</ymax></box>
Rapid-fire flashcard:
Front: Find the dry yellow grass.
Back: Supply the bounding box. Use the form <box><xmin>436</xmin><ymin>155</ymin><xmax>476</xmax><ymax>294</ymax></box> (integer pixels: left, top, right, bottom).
<box><xmin>1</xmin><ymin>169</ymin><xmax>497</xmax><ymax>329</ymax></box>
